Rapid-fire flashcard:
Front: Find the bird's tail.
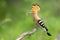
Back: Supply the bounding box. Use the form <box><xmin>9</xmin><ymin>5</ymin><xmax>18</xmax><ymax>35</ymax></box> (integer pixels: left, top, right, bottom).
<box><xmin>37</xmin><ymin>20</ymin><xmax>52</xmax><ymax>36</ymax></box>
<box><xmin>47</xmin><ymin>32</ymin><xmax>51</xmax><ymax>36</ymax></box>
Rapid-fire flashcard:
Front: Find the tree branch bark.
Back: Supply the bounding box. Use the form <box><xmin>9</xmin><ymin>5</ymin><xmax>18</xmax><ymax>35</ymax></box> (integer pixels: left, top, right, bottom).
<box><xmin>16</xmin><ymin>26</ymin><xmax>38</xmax><ymax>40</ymax></box>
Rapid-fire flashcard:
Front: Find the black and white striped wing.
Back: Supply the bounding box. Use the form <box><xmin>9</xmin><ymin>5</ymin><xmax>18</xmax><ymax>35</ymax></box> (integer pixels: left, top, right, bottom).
<box><xmin>37</xmin><ymin>20</ymin><xmax>52</xmax><ymax>36</ymax></box>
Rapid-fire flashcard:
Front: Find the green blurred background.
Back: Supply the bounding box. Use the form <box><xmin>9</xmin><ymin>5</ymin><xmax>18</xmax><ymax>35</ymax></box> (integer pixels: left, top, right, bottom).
<box><xmin>0</xmin><ymin>0</ymin><xmax>60</xmax><ymax>40</ymax></box>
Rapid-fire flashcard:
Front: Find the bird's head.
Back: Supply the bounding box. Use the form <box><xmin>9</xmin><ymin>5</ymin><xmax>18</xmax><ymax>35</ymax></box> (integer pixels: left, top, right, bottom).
<box><xmin>32</xmin><ymin>4</ymin><xmax>40</xmax><ymax>12</ymax></box>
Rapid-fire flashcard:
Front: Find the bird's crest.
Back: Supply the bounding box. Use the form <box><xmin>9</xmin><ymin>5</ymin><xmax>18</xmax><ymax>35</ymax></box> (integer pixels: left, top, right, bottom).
<box><xmin>32</xmin><ymin>4</ymin><xmax>40</xmax><ymax>11</ymax></box>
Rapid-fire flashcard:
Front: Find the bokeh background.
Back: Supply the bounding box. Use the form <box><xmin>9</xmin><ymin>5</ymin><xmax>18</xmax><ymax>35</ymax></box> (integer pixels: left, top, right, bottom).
<box><xmin>0</xmin><ymin>0</ymin><xmax>60</xmax><ymax>40</ymax></box>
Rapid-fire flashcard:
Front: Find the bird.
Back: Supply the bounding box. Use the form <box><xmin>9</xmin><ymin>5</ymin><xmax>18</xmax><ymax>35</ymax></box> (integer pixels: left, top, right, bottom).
<box><xmin>31</xmin><ymin>4</ymin><xmax>52</xmax><ymax>36</ymax></box>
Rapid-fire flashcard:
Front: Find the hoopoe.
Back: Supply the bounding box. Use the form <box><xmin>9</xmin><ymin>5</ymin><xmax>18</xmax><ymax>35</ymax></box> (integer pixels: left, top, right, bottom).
<box><xmin>32</xmin><ymin>4</ymin><xmax>51</xmax><ymax>36</ymax></box>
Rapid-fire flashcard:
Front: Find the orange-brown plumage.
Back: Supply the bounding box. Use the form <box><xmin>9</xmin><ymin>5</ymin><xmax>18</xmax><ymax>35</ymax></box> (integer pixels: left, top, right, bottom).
<box><xmin>31</xmin><ymin>5</ymin><xmax>52</xmax><ymax>36</ymax></box>
<box><xmin>32</xmin><ymin>5</ymin><xmax>41</xmax><ymax>24</ymax></box>
<box><xmin>32</xmin><ymin>5</ymin><xmax>40</xmax><ymax>12</ymax></box>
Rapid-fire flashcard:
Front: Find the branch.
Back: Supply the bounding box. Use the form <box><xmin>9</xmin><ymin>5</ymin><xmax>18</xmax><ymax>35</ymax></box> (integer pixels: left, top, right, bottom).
<box><xmin>16</xmin><ymin>26</ymin><xmax>38</xmax><ymax>40</ymax></box>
